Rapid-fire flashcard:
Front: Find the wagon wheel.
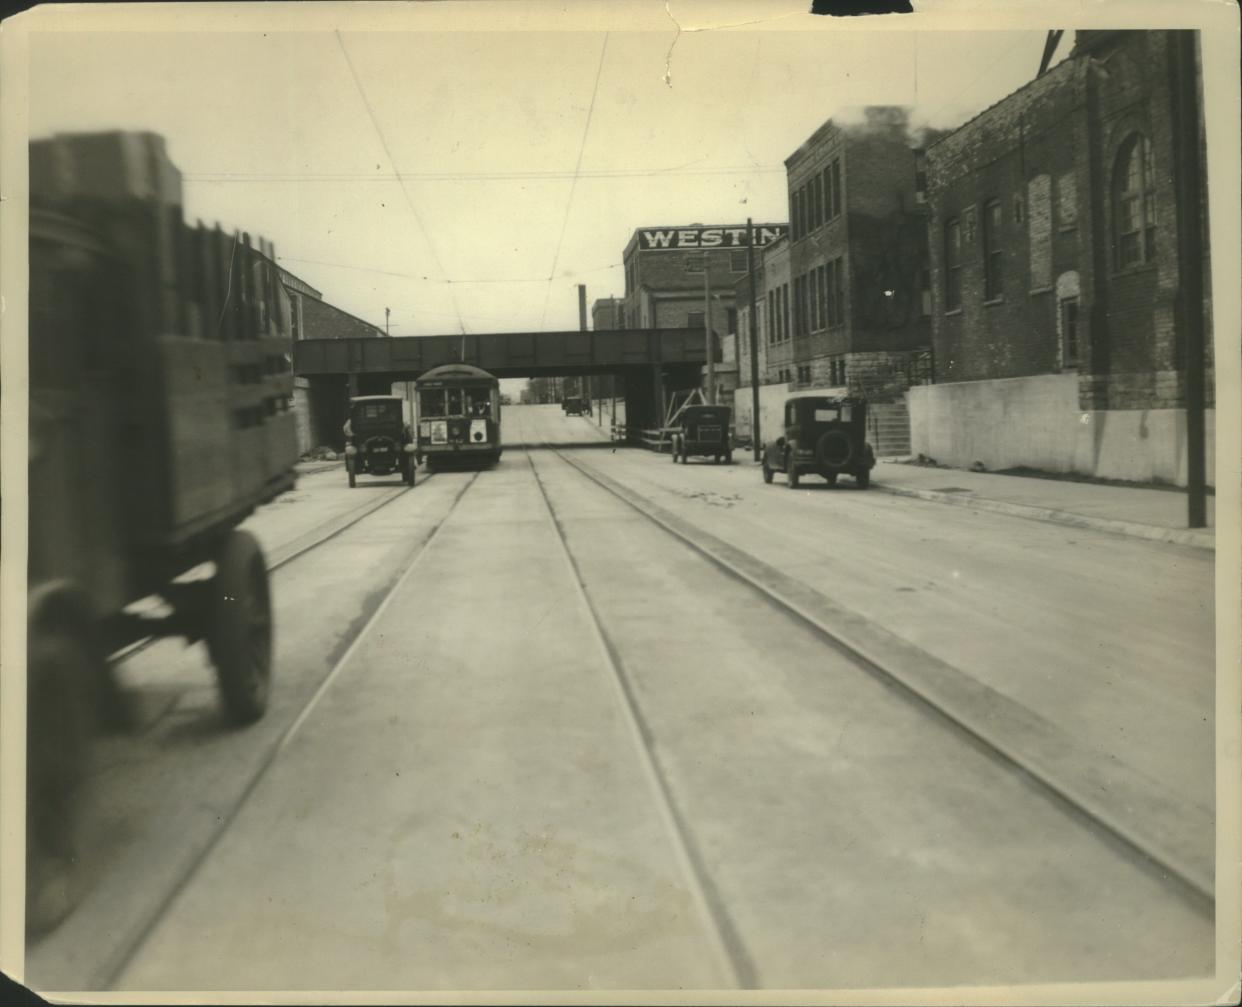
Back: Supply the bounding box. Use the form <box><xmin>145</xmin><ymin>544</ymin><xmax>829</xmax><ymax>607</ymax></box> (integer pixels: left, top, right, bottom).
<box><xmin>346</xmin><ymin>455</ymin><xmax>356</xmax><ymax>489</ymax></box>
<box><xmin>207</xmin><ymin>531</ymin><xmax>273</xmax><ymax>725</ymax></box>
<box><xmin>762</xmin><ymin>457</ymin><xmax>773</xmax><ymax>484</ymax></box>
<box><xmin>26</xmin><ymin>619</ymin><xmax>96</xmax><ymax>937</ymax></box>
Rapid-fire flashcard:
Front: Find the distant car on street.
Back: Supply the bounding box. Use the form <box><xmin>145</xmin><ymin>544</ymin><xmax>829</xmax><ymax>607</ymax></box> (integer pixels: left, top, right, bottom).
<box><xmin>671</xmin><ymin>404</ymin><xmax>733</xmax><ymax>464</ymax></box>
<box><xmin>562</xmin><ymin>396</ymin><xmax>587</xmax><ymax>416</ymax></box>
<box><xmin>762</xmin><ymin>395</ymin><xmax>876</xmax><ymax>489</ymax></box>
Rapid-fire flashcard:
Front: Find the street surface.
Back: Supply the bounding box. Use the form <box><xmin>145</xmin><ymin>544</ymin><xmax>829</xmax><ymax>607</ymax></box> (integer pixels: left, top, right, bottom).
<box><xmin>29</xmin><ymin>405</ymin><xmax>1214</xmax><ymax>993</ymax></box>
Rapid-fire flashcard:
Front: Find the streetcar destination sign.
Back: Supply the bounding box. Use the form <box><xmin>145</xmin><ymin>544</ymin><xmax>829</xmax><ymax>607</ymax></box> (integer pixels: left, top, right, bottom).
<box><xmin>636</xmin><ymin>224</ymin><xmax>788</xmax><ymax>251</ymax></box>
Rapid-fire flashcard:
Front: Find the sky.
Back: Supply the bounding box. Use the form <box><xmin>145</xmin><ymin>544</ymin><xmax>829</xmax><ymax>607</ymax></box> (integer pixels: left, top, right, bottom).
<box><xmin>25</xmin><ymin>5</ymin><xmax>1082</xmax><ymax>341</ymax></box>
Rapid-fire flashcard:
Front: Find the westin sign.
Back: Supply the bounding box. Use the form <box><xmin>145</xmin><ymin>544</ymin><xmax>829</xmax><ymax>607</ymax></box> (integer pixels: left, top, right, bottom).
<box><xmin>636</xmin><ymin>224</ymin><xmax>788</xmax><ymax>251</ymax></box>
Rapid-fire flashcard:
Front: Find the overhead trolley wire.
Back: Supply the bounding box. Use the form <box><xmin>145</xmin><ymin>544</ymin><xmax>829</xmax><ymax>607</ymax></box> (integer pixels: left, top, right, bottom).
<box><xmin>334</xmin><ymin>31</ymin><xmax>468</xmax><ymax>335</ymax></box>
<box><xmin>538</xmin><ymin>32</ymin><xmax>610</xmax><ymax>330</ymax></box>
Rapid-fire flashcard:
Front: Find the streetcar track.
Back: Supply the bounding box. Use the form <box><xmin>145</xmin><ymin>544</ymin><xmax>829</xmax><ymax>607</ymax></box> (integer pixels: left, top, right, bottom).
<box><xmin>541</xmin><ymin>443</ymin><xmax>1215</xmax><ymax>916</ymax></box>
<box><xmin>109</xmin><ymin>471</ymin><xmax>424</xmax><ymax>666</ymax></box>
<box><xmin>96</xmin><ymin>470</ymin><xmax>480</xmax><ymax>990</ymax></box>
<box><xmin>521</xmin><ymin>444</ymin><xmax>759</xmax><ymax>990</ymax></box>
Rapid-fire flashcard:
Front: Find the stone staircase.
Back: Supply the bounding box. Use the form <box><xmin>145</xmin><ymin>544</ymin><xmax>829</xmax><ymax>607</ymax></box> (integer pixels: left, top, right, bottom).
<box><xmin>867</xmin><ymin>400</ymin><xmax>911</xmax><ymax>458</ymax></box>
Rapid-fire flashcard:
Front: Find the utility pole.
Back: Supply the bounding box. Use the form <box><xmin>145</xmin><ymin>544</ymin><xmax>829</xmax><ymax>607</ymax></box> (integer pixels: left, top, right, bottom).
<box><xmin>385</xmin><ymin>306</ymin><xmax>390</xmax><ymax>336</ymax></box>
<box><xmin>747</xmin><ymin>218</ymin><xmax>761</xmax><ymax>461</ymax></box>
<box><xmin>703</xmin><ymin>253</ymin><xmax>715</xmax><ymax>404</ymax></box>
<box><xmin>578</xmin><ymin>283</ymin><xmax>593</xmax><ymax>419</ymax></box>
<box><xmin>1170</xmin><ymin>30</ymin><xmax>1208</xmax><ymax>527</ymax></box>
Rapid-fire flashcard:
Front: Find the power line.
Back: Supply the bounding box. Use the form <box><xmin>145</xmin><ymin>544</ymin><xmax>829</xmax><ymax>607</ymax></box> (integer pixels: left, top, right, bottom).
<box><xmin>539</xmin><ymin>32</ymin><xmax>610</xmax><ymax>330</ymax></box>
<box><xmin>181</xmin><ymin>164</ymin><xmax>788</xmax><ymax>183</ymax></box>
<box><xmin>334</xmin><ymin>31</ymin><xmax>468</xmax><ymax>336</ymax></box>
<box><xmin>277</xmin><ymin>254</ymin><xmax>622</xmax><ymax>285</ymax></box>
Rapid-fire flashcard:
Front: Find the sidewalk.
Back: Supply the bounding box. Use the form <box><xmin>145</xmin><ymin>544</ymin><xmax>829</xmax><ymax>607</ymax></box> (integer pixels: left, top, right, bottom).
<box><xmin>870</xmin><ymin>461</ymin><xmax>1215</xmax><ymax>549</ymax></box>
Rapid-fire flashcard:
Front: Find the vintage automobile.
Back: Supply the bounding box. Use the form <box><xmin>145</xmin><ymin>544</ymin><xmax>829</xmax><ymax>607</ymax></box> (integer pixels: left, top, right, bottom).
<box><xmin>562</xmin><ymin>396</ymin><xmax>587</xmax><ymax>416</ymax></box>
<box><xmin>344</xmin><ymin>395</ymin><xmax>416</xmax><ymax>487</ymax></box>
<box><xmin>762</xmin><ymin>395</ymin><xmax>876</xmax><ymax>488</ymax></box>
<box><xmin>671</xmin><ymin>404</ymin><xmax>733</xmax><ymax>464</ymax></box>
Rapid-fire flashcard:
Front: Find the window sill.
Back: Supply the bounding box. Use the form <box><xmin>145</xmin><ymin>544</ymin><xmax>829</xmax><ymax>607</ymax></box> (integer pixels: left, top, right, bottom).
<box><xmin>1112</xmin><ymin>262</ymin><xmax>1158</xmax><ymax>278</ymax></box>
<box><xmin>983</xmin><ymin>297</ymin><xmax>1005</xmax><ymax>307</ymax></box>
<box><xmin>1029</xmin><ymin>286</ymin><xmax>1054</xmax><ymax>296</ymax></box>
<box><xmin>944</xmin><ymin>308</ymin><xmax>963</xmax><ymax>317</ymax></box>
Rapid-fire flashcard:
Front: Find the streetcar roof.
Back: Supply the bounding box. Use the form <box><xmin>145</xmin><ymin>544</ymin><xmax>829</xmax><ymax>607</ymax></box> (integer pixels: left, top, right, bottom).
<box><xmin>349</xmin><ymin>395</ymin><xmax>403</xmax><ymax>403</ymax></box>
<box><xmin>416</xmin><ymin>363</ymin><xmax>499</xmax><ymax>385</ymax></box>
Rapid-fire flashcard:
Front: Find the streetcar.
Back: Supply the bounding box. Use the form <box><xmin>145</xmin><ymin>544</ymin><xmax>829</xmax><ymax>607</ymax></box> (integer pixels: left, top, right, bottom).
<box><xmin>414</xmin><ymin>363</ymin><xmax>502</xmax><ymax>469</ymax></box>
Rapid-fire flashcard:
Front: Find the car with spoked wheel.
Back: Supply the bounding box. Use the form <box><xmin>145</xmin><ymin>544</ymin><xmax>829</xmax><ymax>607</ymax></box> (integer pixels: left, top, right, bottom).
<box><xmin>761</xmin><ymin>395</ymin><xmax>876</xmax><ymax>489</ymax></box>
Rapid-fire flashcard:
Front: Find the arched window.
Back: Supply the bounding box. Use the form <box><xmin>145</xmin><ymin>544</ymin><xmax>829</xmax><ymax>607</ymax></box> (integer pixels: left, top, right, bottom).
<box><xmin>1113</xmin><ymin>133</ymin><xmax>1156</xmax><ymax>268</ymax></box>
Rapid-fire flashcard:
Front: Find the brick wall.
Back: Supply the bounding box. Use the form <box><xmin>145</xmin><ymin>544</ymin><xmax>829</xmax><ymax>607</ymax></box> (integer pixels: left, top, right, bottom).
<box><xmin>926</xmin><ymin>31</ymin><xmax>1213</xmax><ymax>414</ymax></box>
<box><xmin>927</xmin><ymin>56</ymin><xmax>1088</xmax><ymax>384</ymax></box>
<box><xmin>785</xmin><ymin>109</ymin><xmax>932</xmax><ymax>391</ymax></box>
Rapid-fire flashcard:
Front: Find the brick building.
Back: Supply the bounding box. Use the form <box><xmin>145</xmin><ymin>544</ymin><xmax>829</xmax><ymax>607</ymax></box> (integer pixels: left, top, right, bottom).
<box><xmin>731</xmin><ymin>109</ymin><xmax>943</xmax><ymax>454</ymax></box>
<box><xmin>621</xmin><ymin>223</ymin><xmax>786</xmax><ymax>394</ymax></box>
<box><xmin>780</xmin><ymin>107</ymin><xmax>939</xmax><ymax>399</ymax></box>
<box><xmin>916</xmin><ymin>30</ymin><xmax>1213</xmax><ymax>485</ymax></box>
<box><xmin>591</xmin><ymin>296</ymin><xmax>625</xmax><ymax>331</ymax></box>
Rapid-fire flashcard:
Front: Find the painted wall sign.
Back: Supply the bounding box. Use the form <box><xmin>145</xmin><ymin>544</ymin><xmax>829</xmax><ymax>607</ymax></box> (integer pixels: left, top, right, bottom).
<box><xmin>637</xmin><ymin>224</ymin><xmax>788</xmax><ymax>251</ymax></box>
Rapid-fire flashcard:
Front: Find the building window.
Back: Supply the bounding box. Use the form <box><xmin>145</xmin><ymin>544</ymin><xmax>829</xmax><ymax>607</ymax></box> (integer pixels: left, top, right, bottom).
<box><xmin>685</xmin><ymin>254</ymin><xmax>705</xmax><ymax>273</ymax></box>
<box><xmin>827</xmin><ymin>256</ymin><xmax>845</xmax><ymax>327</ymax></box>
<box><xmin>726</xmin><ymin>307</ymin><xmax>738</xmax><ymax>334</ymax></box>
<box><xmin>767</xmin><ymin>291</ymin><xmax>775</xmax><ymax>344</ymax></box>
<box><xmin>730</xmin><ymin>250</ymin><xmax>747</xmax><ymax>272</ymax></box>
<box><xmin>983</xmin><ymin>200</ymin><xmax>1003</xmax><ymax>300</ymax></box>
<box><xmin>1114</xmin><ymin>132</ymin><xmax>1156</xmax><ymax>268</ymax></box>
<box><xmin>687</xmin><ymin>311</ymin><xmax>705</xmax><ymax>329</ymax></box>
<box><xmin>1061</xmin><ymin>297</ymin><xmax>1080</xmax><ymax>367</ymax></box>
<box><xmin>812</xmin><ymin>174</ymin><xmax>824</xmax><ymax>230</ymax></box>
<box><xmin>782</xmin><ymin>284</ymin><xmax>790</xmax><ymax>341</ymax></box>
<box><xmin>829</xmin><ymin>159</ymin><xmax>842</xmax><ymax>218</ymax></box>
<box><xmin>944</xmin><ymin>218</ymin><xmax>962</xmax><ymax>311</ymax></box>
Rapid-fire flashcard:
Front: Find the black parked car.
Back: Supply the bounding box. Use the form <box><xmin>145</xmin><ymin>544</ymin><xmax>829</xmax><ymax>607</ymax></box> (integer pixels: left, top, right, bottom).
<box><xmin>344</xmin><ymin>395</ymin><xmax>416</xmax><ymax>487</ymax></box>
<box><xmin>671</xmin><ymin>404</ymin><xmax>733</xmax><ymax>464</ymax></box>
<box><xmin>562</xmin><ymin>396</ymin><xmax>588</xmax><ymax>416</ymax></box>
<box><xmin>762</xmin><ymin>395</ymin><xmax>876</xmax><ymax>489</ymax></box>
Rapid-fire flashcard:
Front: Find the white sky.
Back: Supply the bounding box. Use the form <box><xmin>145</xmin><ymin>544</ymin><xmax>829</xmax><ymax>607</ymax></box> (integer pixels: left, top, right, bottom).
<box><xmin>15</xmin><ymin>2</ymin><xmax>1182</xmax><ymax>341</ymax></box>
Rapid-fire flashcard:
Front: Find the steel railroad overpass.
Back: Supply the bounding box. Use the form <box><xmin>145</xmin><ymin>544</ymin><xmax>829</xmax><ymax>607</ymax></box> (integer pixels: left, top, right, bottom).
<box><xmin>293</xmin><ymin>328</ymin><xmax>716</xmax><ymax>446</ymax></box>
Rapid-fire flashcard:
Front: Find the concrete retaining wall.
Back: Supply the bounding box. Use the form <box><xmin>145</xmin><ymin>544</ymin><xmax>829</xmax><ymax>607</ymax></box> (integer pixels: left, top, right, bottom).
<box><xmin>908</xmin><ymin>374</ymin><xmax>1216</xmax><ymax>487</ymax></box>
<box><xmin>731</xmin><ymin>383</ymin><xmax>795</xmax><ymax>447</ymax></box>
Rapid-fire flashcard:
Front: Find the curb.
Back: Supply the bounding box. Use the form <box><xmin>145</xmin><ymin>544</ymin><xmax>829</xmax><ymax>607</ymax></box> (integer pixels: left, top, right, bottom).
<box><xmin>871</xmin><ymin>482</ymin><xmax>1215</xmax><ymax>550</ymax></box>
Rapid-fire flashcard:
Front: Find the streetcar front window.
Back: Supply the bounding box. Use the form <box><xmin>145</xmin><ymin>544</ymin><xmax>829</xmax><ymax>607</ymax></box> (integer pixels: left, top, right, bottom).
<box><xmin>420</xmin><ymin>389</ymin><xmax>446</xmax><ymax>417</ymax></box>
<box><xmin>446</xmin><ymin>388</ymin><xmax>464</xmax><ymax>416</ymax></box>
<box><xmin>465</xmin><ymin>387</ymin><xmax>492</xmax><ymax>417</ymax></box>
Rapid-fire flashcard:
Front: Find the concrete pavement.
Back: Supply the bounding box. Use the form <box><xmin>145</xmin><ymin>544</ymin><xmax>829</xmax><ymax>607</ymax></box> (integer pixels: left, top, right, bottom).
<box><xmin>114</xmin><ymin>439</ymin><xmax>1212</xmax><ymax>990</ymax></box>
